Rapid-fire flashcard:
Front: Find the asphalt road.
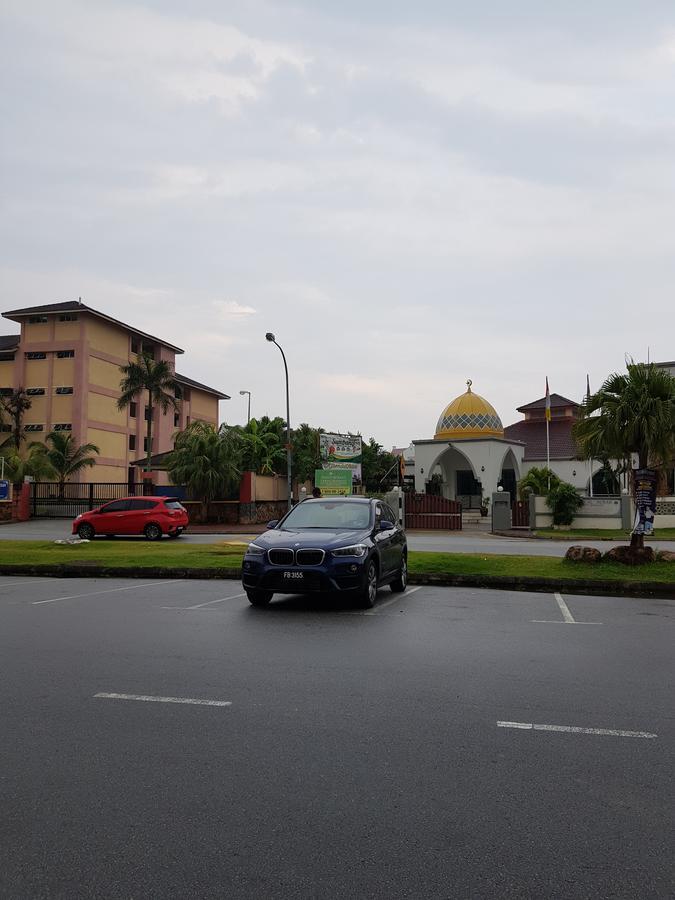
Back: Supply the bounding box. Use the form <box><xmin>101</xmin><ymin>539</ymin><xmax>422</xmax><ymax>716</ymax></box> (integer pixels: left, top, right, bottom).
<box><xmin>3</xmin><ymin>519</ymin><xmax>675</xmax><ymax>557</ymax></box>
<box><xmin>1</xmin><ymin>576</ymin><xmax>673</xmax><ymax>899</ymax></box>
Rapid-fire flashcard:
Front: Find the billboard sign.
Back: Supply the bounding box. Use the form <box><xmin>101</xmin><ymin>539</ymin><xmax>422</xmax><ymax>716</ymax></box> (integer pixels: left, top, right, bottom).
<box><xmin>315</xmin><ymin>468</ymin><xmax>353</xmax><ymax>496</ymax></box>
<box><xmin>632</xmin><ymin>468</ymin><xmax>657</xmax><ymax>536</ymax></box>
<box><xmin>0</xmin><ymin>480</ymin><xmax>9</xmax><ymax>501</ymax></box>
<box><xmin>319</xmin><ymin>433</ymin><xmax>362</xmax><ymax>481</ymax></box>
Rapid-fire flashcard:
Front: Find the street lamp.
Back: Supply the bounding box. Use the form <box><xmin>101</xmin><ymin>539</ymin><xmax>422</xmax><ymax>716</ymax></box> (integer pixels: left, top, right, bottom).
<box><xmin>239</xmin><ymin>390</ymin><xmax>251</xmax><ymax>425</ymax></box>
<box><xmin>265</xmin><ymin>332</ymin><xmax>292</xmax><ymax>510</ymax></box>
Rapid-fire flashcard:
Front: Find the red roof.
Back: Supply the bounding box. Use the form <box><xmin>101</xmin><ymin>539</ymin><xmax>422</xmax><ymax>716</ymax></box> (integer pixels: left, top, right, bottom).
<box><xmin>516</xmin><ymin>393</ymin><xmax>579</xmax><ymax>413</ymax></box>
<box><xmin>503</xmin><ymin>418</ymin><xmax>579</xmax><ymax>460</ymax></box>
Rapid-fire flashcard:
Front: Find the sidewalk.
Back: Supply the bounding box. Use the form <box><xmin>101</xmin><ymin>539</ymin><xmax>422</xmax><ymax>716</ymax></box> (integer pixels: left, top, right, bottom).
<box><xmin>187</xmin><ymin>523</ymin><xmax>266</xmax><ymax>534</ymax></box>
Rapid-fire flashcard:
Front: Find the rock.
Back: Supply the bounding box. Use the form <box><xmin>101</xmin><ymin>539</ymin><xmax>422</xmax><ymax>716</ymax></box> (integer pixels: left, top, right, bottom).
<box><xmin>603</xmin><ymin>546</ymin><xmax>656</xmax><ymax>565</ymax></box>
<box><xmin>657</xmin><ymin>550</ymin><xmax>675</xmax><ymax>563</ymax></box>
<box><xmin>565</xmin><ymin>546</ymin><xmax>602</xmax><ymax>563</ymax></box>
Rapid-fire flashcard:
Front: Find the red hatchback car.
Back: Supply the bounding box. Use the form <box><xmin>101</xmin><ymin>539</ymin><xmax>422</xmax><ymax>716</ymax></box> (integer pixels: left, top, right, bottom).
<box><xmin>72</xmin><ymin>497</ymin><xmax>189</xmax><ymax>541</ymax></box>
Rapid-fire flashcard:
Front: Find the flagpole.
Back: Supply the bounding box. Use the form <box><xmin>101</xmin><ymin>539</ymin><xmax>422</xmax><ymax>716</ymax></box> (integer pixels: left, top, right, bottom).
<box><xmin>586</xmin><ymin>374</ymin><xmax>593</xmax><ymax>498</ymax></box>
<box><xmin>546</xmin><ymin>416</ymin><xmax>550</xmax><ymax>490</ymax></box>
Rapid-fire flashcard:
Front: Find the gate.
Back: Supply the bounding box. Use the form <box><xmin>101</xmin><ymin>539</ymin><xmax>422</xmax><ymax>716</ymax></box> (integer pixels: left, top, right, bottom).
<box><xmin>404</xmin><ymin>493</ymin><xmax>462</xmax><ymax>530</ymax></box>
<box><xmin>30</xmin><ymin>482</ymin><xmax>150</xmax><ymax>518</ymax></box>
<box><xmin>511</xmin><ymin>499</ymin><xmax>530</xmax><ymax>527</ymax></box>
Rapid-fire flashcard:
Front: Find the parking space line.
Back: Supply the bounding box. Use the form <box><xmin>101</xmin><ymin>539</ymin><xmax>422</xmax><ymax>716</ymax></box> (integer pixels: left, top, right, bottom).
<box><xmin>363</xmin><ymin>585</ymin><xmax>422</xmax><ymax>616</ymax></box>
<box><xmin>162</xmin><ymin>591</ymin><xmax>247</xmax><ymax>610</ymax></box>
<box><xmin>532</xmin><ymin>592</ymin><xmax>602</xmax><ymax>625</ymax></box>
<box><xmin>33</xmin><ymin>581</ymin><xmax>180</xmax><ymax>605</ymax></box>
<box><xmin>95</xmin><ymin>692</ymin><xmax>232</xmax><ymax>708</ymax></box>
<box><xmin>0</xmin><ymin>580</ymin><xmax>60</xmax><ymax>591</ymax></box>
<box><xmin>497</xmin><ymin>721</ymin><xmax>657</xmax><ymax>739</ymax></box>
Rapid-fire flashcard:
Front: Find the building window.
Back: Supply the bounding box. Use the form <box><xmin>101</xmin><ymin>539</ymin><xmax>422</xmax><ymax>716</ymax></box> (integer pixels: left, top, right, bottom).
<box><xmin>59</xmin><ymin>313</ymin><xmax>78</xmax><ymax>322</ymax></box>
<box><xmin>55</xmin><ymin>386</ymin><xmax>74</xmax><ymax>395</ymax></box>
<box><xmin>131</xmin><ymin>337</ymin><xmax>139</xmax><ymax>353</ymax></box>
<box><xmin>174</xmin><ymin>385</ymin><xmax>183</xmax><ymax>400</ymax></box>
<box><xmin>28</xmin><ymin>315</ymin><xmax>48</xmax><ymax>324</ymax></box>
<box><xmin>186</xmin><ymin>415</ymin><xmax>190</xmax><ymax>426</ymax></box>
<box><xmin>0</xmin><ymin>352</ymin><xmax>14</xmax><ymax>362</ymax></box>
<box><xmin>129</xmin><ymin>435</ymin><xmax>136</xmax><ymax>451</ymax></box>
<box><xmin>56</xmin><ymin>350</ymin><xmax>75</xmax><ymax>359</ymax></box>
<box><xmin>25</xmin><ymin>352</ymin><xmax>47</xmax><ymax>360</ymax></box>
<box><xmin>26</xmin><ymin>387</ymin><xmax>46</xmax><ymax>396</ymax></box>
<box><xmin>144</xmin><ymin>406</ymin><xmax>151</xmax><ymax>421</ymax></box>
<box><xmin>25</xmin><ymin>424</ymin><xmax>44</xmax><ymax>432</ymax></box>
<box><xmin>174</xmin><ymin>412</ymin><xmax>180</xmax><ymax>427</ymax></box>
<box><xmin>143</xmin><ymin>437</ymin><xmax>149</xmax><ymax>452</ymax></box>
<box><xmin>0</xmin><ymin>387</ymin><xmax>12</xmax><ymax>396</ymax></box>
<box><xmin>130</xmin><ymin>401</ymin><xmax>137</xmax><ymax>418</ymax></box>
<box><xmin>53</xmin><ymin>423</ymin><xmax>72</xmax><ymax>431</ymax></box>
<box><xmin>141</xmin><ymin>343</ymin><xmax>155</xmax><ymax>358</ymax></box>
<box><xmin>0</xmin><ymin>424</ymin><xmax>11</xmax><ymax>432</ymax></box>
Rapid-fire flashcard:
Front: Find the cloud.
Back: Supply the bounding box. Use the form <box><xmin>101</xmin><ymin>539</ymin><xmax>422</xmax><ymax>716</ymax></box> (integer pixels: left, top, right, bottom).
<box><xmin>213</xmin><ymin>300</ymin><xmax>257</xmax><ymax>319</ymax></box>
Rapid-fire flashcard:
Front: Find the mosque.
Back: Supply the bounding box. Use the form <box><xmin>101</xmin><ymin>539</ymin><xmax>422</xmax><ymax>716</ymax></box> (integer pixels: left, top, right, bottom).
<box><xmin>408</xmin><ymin>380</ymin><xmax>609</xmax><ymax>508</ymax></box>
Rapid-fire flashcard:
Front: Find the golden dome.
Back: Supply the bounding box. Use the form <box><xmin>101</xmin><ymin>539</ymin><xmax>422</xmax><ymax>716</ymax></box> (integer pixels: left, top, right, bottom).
<box><xmin>435</xmin><ymin>380</ymin><xmax>504</xmax><ymax>440</ymax></box>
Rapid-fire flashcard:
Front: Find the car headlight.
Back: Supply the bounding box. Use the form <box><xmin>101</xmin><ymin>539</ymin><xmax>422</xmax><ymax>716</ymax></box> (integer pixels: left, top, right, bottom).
<box><xmin>75</xmin><ymin>514</ymin><xmax>82</xmax><ymax>521</ymax></box>
<box><xmin>332</xmin><ymin>544</ymin><xmax>368</xmax><ymax>558</ymax></box>
<box><xmin>246</xmin><ymin>543</ymin><xmax>266</xmax><ymax>556</ymax></box>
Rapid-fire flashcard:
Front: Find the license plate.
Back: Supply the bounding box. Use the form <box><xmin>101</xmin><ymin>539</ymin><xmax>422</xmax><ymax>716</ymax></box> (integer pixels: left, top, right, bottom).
<box><xmin>283</xmin><ymin>571</ymin><xmax>304</xmax><ymax>580</ymax></box>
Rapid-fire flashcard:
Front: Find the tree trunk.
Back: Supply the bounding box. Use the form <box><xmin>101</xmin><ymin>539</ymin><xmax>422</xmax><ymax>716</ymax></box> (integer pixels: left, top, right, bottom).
<box><xmin>146</xmin><ymin>401</ymin><xmax>153</xmax><ymax>472</ymax></box>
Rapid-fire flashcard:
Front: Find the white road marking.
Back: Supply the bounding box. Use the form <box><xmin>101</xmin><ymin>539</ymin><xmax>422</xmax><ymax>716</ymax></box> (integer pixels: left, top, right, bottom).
<box><xmin>532</xmin><ymin>592</ymin><xmax>602</xmax><ymax>625</ymax></box>
<box><xmin>33</xmin><ymin>581</ymin><xmax>179</xmax><ymax>605</ymax></box>
<box><xmin>161</xmin><ymin>591</ymin><xmax>247</xmax><ymax>610</ymax></box>
<box><xmin>363</xmin><ymin>585</ymin><xmax>422</xmax><ymax>615</ymax></box>
<box><xmin>0</xmin><ymin>580</ymin><xmax>59</xmax><ymax>591</ymax></box>
<box><xmin>95</xmin><ymin>692</ymin><xmax>232</xmax><ymax>707</ymax></box>
<box><xmin>497</xmin><ymin>721</ymin><xmax>657</xmax><ymax>739</ymax></box>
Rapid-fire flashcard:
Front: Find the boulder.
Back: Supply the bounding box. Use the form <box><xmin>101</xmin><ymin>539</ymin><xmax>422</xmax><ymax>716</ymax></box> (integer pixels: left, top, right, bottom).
<box><xmin>565</xmin><ymin>546</ymin><xmax>602</xmax><ymax>563</ymax></box>
<box><xmin>657</xmin><ymin>550</ymin><xmax>675</xmax><ymax>563</ymax></box>
<box><xmin>603</xmin><ymin>546</ymin><xmax>655</xmax><ymax>565</ymax></box>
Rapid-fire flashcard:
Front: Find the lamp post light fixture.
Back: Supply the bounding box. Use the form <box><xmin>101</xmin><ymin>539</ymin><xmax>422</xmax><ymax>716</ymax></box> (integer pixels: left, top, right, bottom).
<box><xmin>239</xmin><ymin>390</ymin><xmax>251</xmax><ymax>425</ymax></box>
<box><xmin>265</xmin><ymin>332</ymin><xmax>293</xmax><ymax>510</ymax></box>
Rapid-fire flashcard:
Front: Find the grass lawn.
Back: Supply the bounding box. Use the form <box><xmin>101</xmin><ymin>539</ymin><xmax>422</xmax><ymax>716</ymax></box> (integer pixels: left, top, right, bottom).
<box><xmin>0</xmin><ymin>540</ymin><xmax>673</xmax><ymax>585</ymax></box>
<box><xmin>534</xmin><ymin>528</ymin><xmax>675</xmax><ymax>541</ymax></box>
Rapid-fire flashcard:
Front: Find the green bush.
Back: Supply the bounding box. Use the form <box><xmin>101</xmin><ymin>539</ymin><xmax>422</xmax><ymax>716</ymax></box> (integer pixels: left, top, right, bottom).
<box><xmin>546</xmin><ymin>482</ymin><xmax>584</xmax><ymax>526</ymax></box>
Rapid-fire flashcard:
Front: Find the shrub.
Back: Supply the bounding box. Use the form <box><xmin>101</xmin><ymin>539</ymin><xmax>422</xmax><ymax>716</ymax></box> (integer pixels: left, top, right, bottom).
<box><xmin>546</xmin><ymin>482</ymin><xmax>584</xmax><ymax>526</ymax></box>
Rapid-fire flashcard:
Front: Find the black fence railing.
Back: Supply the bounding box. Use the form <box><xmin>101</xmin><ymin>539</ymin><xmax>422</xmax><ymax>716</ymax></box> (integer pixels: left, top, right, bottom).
<box><xmin>30</xmin><ymin>482</ymin><xmax>153</xmax><ymax>518</ymax></box>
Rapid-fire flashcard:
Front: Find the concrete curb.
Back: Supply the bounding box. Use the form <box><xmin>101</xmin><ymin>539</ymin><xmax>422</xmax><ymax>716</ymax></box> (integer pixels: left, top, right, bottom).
<box><xmin>0</xmin><ymin>564</ymin><xmax>673</xmax><ymax>600</ymax></box>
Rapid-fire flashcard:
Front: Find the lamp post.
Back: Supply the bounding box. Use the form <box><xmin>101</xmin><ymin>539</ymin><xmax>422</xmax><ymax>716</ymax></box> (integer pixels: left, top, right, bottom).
<box><xmin>265</xmin><ymin>332</ymin><xmax>292</xmax><ymax>510</ymax></box>
<box><xmin>239</xmin><ymin>390</ymin><xmax>251</xmax><ymax>425</ymax></box>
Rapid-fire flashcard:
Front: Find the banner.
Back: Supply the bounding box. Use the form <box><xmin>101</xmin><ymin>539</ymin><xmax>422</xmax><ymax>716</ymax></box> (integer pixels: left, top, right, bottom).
<box><xmin>315</xmin><ymin>468</ymin><xmax>353</xmax><ymax>496</ymax></box>
<box><xmin>319</xmin><ymin>433</ymin><xmax>362</xmax><ymax>481</ymax></box>
<box><xmin>632</xmin><ymin>468</ymin><xmax>657</xmax><ymax>536</ymax></box>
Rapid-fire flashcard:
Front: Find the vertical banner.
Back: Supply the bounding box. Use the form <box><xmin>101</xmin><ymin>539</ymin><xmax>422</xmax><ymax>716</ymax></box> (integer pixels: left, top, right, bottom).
<box><xmin>632</xmin><ymin>469</ymin><xmax>657</xmax><ymax>536</ymax></box>
<box><xmin>319</xmin><ymin>433</ymin><xmax>362</xmax><ymax>484</ymax></box>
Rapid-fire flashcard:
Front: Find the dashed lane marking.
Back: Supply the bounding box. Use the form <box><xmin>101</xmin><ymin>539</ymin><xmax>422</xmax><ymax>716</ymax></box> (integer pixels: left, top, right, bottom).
<box><xmin>363</xmin><ymin>585</ymin><xmax>422</xmax><ymax>615</ymax></box>
<box><xmin>95</xmin><ymin>692</ymin><xmax>232</xmax><ymax>708</ymax></box>
<box><xmin>497</xmin><ymin>721</ymin><xmax>657</xmax><ymax>739</ymax></box>
<box><xmin>532</xmin><ymin>591</ymin><xmax>602</xmax><ymax>625</ymax></box>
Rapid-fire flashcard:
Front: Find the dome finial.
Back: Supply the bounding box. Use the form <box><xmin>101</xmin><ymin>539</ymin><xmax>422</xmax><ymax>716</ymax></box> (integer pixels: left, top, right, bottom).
<box><xmin>466</xmin><ymin>379</ymin><xmax>472</xmax><ymax>393</ymax></box>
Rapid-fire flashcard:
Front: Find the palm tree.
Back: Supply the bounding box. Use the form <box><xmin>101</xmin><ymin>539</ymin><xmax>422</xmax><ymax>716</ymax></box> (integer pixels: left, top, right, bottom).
<box><xmin>32</xmin><ymin>432</ymin><xmax>100</xmax><ymax>492</ymax></box>
<box><xmin>517</xmin><ymin>466</ymin><xmax>560</xmax><ymax>500</ymax></box>
<box><xmin>0</xmin><ymin>388</ymin><xmax>32</xmax><ymax>451</ymax></box>
<box><xmin>166</xmin><ymin>421</ymin><xmax>241</xmax><ymax>521</ymax></box>
<box><xmin>240</xmin><ymin>417</ymin><xmax>285</xmax><ymax>475</ymax></box>
<box><xmin>574</xmin><ymin>362</ymin><xmax>675</xmax><ymax>548</ymax></box>
<box><xmin>291</xmin><ymin>423</ymin><xmax>322</xmax><ymax>483</ymax></box>
<box><xmin>117</xmin><ymin>354</ymin><xmax>181</xmax><ymax>473</ymax></box>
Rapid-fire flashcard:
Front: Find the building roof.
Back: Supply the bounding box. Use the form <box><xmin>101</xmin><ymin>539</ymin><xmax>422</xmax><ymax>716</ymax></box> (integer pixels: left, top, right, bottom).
<box><xmin>175</xmin><ymin>372</ymin><xmax>230</xmax><ymax>400</ymax></box>
<box><xmin>503</xmin><ymin>418</ymin><xmax>579</xmax><ymax>460</ymax></box>
<box><xmin>2</xmin><ymin>300</ymin><xmax>184</xmax><ymax>354</ymax></box>
<box><xmin>516</xmin><ymin>393</ymin><xmax>579</xmax><ymax>413</ymax></box>
<box><xmin>435</xmin><ymin>382</ymin><xmax>504</xmax><ymax>441</ymax></box>
<box><xmin>131</xmin><ymin>451</ymin><xmax>173</xmax><ymax>469</ymax></box>
<box><xmin>0</xmin><ymin>334</ymin><xmax>20</xmax><ymax>351</ymax></box>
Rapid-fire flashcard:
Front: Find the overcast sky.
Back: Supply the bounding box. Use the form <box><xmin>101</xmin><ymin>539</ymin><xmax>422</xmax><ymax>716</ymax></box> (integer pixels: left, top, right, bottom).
<box><xmin>2</xmin><ymin>1</ymin><xmax>674</xmax><ymax>448</ymax></box>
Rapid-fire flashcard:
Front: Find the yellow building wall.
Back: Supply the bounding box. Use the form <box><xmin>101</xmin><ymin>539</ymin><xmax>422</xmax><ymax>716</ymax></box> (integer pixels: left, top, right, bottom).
<box><xmin>88</xmin><ymin>392</ymin><xmax>126</xmax><ymax>426</ymax></box>
<box><xmin>24</xmin><ymin>358</ymin><xmax>49</xmax><ymax>387</ymax></box>
<box><xmin>54</xmin><ymin>320</ymin><xmax>80</xmax><ymax>341</ymax></box>
<box><xmin>51</xmin><ymin>395</ymin><xmax>75</xmax><ymax>423</ymax></box>
<box><xmin>0</xmin><ymin>359</ymin><xmax>15</xmax><ymax>387</ymax></box>
<box><xmin>83</xmin><ymin>464</ymin><xmax>127</xmax><ymax>483</ymax></box>
<box><xmin>53</xmin><ymin>358</ymin><xmax>75</xmax><ymax>385</ymax></box>
<box><xmin>86</xmin><ymin>319</ymin><xmax>130</xmax><ymax>359</ymax></box>
<box><xmin>24</xmin><ymin>396</ymin><xmax>48</xmax><ymax>423</ymax></box>
<box><xmin>190</xmin><ymin>389</ymin><xmax>218</xmax><ymax>420</ymax></box>
<box><xmin>24</xmin><ymin>322</ymin><xmax>51</xmax><ymax>343</ymax></box>
<box><xmin>89</xmin><ymin>356</ymin><xmax>124</xmax><ymax>391</ymax></box>
<box><xmin>87</xmin><ymin>428</ymin><xmax>126</xmax><ymax>460</ymax></box>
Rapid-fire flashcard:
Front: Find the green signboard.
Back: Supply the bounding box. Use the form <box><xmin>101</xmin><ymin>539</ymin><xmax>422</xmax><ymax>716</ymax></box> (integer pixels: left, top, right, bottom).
<box><xmin>315</xmin><ymin>468</ymin><xmax>352</xmax><ymax>496</ymax></box>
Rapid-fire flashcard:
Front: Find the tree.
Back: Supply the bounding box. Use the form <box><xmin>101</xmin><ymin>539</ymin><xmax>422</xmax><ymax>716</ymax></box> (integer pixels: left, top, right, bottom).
<box><xmin>0</xmin><ymin>388</ymin><xmax>32</xmax><ymax>451</ymax></box>
<box><xmin>574</xmin><ymin>362</ymin><xmax>675</xmax><ymax>548</ymax></box>
<box><xmin>3</xmin><ymin>443</ymin><xmax>56</xmax><ymax>485</ymax></box>
<box><xmin>31</xmin><ymin>432</ymin><xmax>100</xmax><ymax>491</ymax></box>
<box><xmin>546</xmin><ymin>482</ymin><xmax>584</xmax><ymax>527</ymax></box>
<box><xmin>117</xmin><ymin>355</ymin><xmax>181</xmax><ymax>472</ymax></box>
<box><xmin>517</xmin><ymin>466</ymin><xmax>560</xmax><ymax>500</ymax></box>
<box><xmin>166</xmin><ymin>421</ymin><xmax>241</xmax><ymax>521</ymax></box>
<box><xmin>361</xmin><ymin>437</ymin><xmax>398</xmax><ymax>493</ymax></box>
<box><xmin>239</xmin><ymin>417</ymin><xmax>285</xmax><ymax>475</ymax></box>
<box><xmin>291</xmin><ymin>423</ymin><xmax>322</xmax><ymax>483</ymax></box>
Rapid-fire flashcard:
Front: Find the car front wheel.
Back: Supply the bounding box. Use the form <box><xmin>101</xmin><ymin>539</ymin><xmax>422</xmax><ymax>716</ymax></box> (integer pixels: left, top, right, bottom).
<box><xmin>390</xmin><ymin>553</ymin><xmax>407</xmax><ymax>592</ymax></box>
<box><xmin>77</xmin><ymin>522</ymin><xmax>95</xmax><ymax>540</ymax></box>
<box><xmin>246</xmin><ymin>589</ymin><xmax>273</xmax><ymax>607</ymax></box>
<box><xmin>359</xmin><ymin>560</ymin><xmax>378</xmax><ymax>609</ymax></box>
<box><xmin>144</xmin><ymin>523</ymin><xmax>162</xmax><ymax>541</ymax></box>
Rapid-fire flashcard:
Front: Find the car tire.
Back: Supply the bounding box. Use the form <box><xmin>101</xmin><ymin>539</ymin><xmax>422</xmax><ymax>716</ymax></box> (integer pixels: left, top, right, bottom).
<box><xmin>77</xmin><ymin>522</ymin><xmax>95</xmax><ymax>540</ymax></box>
<box><xmin>390</xmin><ymin>553</ymin><xmax>407</xmax><ymax>593</ymax></box>
<box><xmin>144</xmin><ymin>523</ymin><xmax>162</xmax><ymax>541</ymax></box>
<box><xmin>168</xmin><ymin>531</ymin><xmax>181</xmax><ymax>539</ymax></box>
<box><xmin>359</xmin><ymin>559</ymin><xmax>378</xmax><ymax>609</ymax></box>
<box><xmin>246</xmin><ymin>589</ymin><xmax>273</xmax><ymax>607</ymax></box>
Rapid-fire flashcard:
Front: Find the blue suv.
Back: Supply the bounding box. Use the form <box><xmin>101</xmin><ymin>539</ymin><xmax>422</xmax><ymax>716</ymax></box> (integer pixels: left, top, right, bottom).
<box><xmin>241</xmin><ymin>497</ymin><xmax>407</xmax><ymax>608</ymax></box>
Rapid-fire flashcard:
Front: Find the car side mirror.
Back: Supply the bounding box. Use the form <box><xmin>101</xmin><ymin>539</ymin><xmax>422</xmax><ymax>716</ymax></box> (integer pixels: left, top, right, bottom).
<box><xmin>379</xmin><ymin>520</ymin><xmax>395</xmax><ymax>531</ymax></box>
<box><xmin>266</xmin><ymin>520</ymin><xmax>278</xmax><ymax>529</ymax></box>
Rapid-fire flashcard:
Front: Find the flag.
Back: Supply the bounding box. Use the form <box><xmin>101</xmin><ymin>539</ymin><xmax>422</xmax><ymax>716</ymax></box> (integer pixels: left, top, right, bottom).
<box><xmin>399</xmin><ymin>452</ymin><xmax>406</xmax><ymax>484</ymax></box>
<box><xmin>545</xmin><ymin>377</ymin><xmax>551</xmax><ymax>422</ymax></box>
<box><xmin>586</xmin><ymin>374</ymin><xmax>591</xmax><ymax>402</ymax></box>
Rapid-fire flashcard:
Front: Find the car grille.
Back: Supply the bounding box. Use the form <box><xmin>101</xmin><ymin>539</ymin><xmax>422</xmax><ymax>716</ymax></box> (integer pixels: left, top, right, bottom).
<box><xmin>295</xmin><ymin>549</ymin><xmax>324</xmax><ymax>566</ymax></box>
<box><xmin>268</xmin><ymin>548</ymin><xmax>294</xmax><ymax>566</ymax></box>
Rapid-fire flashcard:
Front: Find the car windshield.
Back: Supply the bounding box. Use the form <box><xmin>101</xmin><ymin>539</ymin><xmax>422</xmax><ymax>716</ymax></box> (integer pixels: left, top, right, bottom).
<box><xmin>280</xmin><ymin>501</ymin><xmax>371</xmax><ymax>530</ymax></box>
